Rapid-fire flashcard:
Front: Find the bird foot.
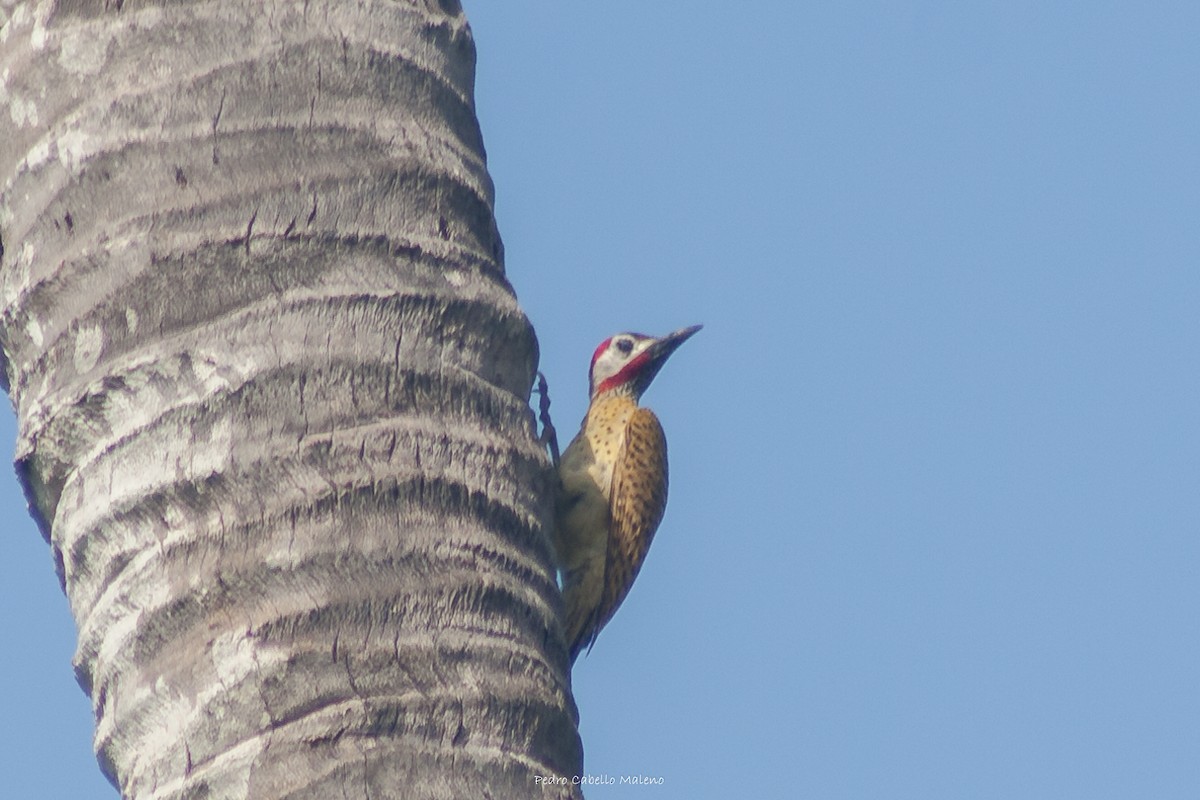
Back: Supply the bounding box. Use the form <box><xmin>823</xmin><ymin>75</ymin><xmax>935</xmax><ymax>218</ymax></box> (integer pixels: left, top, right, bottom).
<box><xmin>535</xmin><ymin>371</ymin><xmax>561</xmax><ymax>467</ymax></box>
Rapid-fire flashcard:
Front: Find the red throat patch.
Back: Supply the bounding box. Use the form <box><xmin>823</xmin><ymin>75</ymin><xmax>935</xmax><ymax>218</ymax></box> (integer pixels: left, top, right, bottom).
<box><xmin>594</xmin><ymin>350</ymin><xmax>653</xmax><ymax>396</ymax></box>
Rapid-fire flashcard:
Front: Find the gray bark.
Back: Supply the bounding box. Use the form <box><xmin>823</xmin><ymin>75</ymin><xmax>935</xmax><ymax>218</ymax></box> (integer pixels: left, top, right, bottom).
<box><xmin>0</xmin><ymin>1</ymin><xmax>581</xmax><ymax>797</ymax></box>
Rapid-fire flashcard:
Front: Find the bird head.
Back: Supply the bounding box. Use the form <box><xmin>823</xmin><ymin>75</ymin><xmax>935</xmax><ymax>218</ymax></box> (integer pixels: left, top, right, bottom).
<box><xmin>588</xmin><ymin>324</ymin><xmax>702</xmax><ymax>401</ymax></box>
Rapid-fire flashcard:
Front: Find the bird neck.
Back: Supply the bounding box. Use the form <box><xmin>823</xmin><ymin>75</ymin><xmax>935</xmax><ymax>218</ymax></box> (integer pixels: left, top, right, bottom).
<box><xmin>584</xmin><ymin>390</ymin><xmax>638</xmax><ymax>428</ymax></box>
<box><xmin>589</xmin><ymin>384</ymin><xmax>639</xmax><ymax>405</ymax></box>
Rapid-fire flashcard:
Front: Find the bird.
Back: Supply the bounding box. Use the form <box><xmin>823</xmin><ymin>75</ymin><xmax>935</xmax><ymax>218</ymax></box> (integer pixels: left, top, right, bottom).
<box><xmin>552</xmin><ymin>324</ymin><xmax>701</xmax><ymax>663</ymax></box>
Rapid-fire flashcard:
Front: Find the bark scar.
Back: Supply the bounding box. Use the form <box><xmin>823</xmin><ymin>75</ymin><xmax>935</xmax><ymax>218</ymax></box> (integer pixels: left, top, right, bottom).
<box><xmin>211</xmin><ymin>88</ymin><xmax>226</xmax><ymax>164</ymax></box>
<box><xmin>244</xmin><ymin>208</ymin><xmax>258</xmax><ymax>255</ymax></box>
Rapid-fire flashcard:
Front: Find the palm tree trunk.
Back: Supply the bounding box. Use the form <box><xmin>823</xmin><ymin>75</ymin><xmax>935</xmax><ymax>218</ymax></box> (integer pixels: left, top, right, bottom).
<box><xmin>0</xmin><ymin>1</ymin><xmax>581</xmax><ymax>797</ymax></box>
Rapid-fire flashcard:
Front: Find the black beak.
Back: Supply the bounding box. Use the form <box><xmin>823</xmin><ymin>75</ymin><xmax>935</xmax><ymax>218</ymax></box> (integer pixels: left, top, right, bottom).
<box><xmin>635</xmin><ymin>324</ymin><xmax>702</xmax><ymax>397</ymax></box>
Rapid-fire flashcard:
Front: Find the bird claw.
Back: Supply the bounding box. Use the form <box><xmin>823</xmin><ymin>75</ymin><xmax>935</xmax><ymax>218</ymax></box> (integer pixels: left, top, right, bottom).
<box><xmin>535</xmin><ymin>371</ymin><xmax>561</xmax><ymax>467</ymax></box>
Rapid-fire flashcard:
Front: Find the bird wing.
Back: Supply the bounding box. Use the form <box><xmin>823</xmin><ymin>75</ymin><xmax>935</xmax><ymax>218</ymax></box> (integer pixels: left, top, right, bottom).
<box><xmin>572</xmin><ymin>407</ymin><xmax>669</xmax><ymax>660</ymax></box>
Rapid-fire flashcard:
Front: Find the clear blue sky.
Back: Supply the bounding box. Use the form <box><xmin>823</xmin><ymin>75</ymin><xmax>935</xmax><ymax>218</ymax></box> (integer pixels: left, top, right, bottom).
<box><xmin>3</xmin><ymin>3</ymin><xmax>1198</xmax><ymax>797</ymax></box>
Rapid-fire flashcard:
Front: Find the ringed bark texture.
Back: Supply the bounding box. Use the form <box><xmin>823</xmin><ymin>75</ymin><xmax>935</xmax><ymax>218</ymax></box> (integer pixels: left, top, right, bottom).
<box><xmin>0</xmin><ymin>1</ymin><xmax>581</xmax><ymax>798</ymax></box>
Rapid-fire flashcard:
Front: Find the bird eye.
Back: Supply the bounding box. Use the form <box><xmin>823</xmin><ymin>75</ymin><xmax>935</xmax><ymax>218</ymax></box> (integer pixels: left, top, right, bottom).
<box><xmin>615</xmin><ymin>338</ymin><xmax>634</xmax><ymax>355</ymax></box>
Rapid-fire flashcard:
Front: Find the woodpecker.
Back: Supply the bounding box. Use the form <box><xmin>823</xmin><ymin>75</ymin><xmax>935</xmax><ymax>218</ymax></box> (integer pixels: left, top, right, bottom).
<box><xmin>553</xmin><ymin>324</ymin><xmax>701</xmax><ymax>663</ymax></box>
